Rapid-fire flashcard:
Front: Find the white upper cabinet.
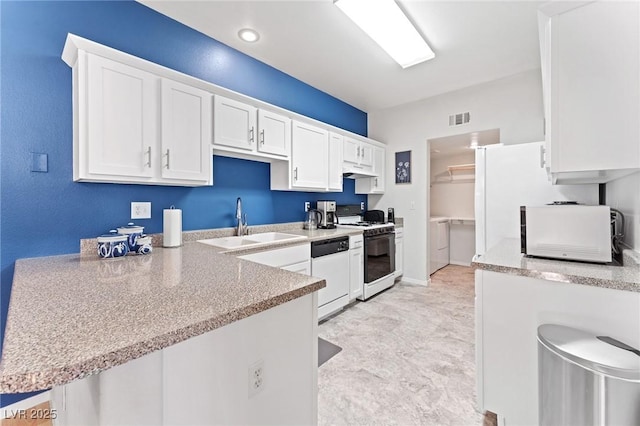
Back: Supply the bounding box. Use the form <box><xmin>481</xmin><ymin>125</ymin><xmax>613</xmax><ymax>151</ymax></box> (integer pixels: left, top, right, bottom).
<box><xmin>213</xmin><ymin>95</ymin><xmax>291</xmax><ymax>160</ymax></box>
<box><xmin>257</xmin><ymin>109</ymin><xmax>291</xmax><ymax>157</ymax></box>
<box><xmin>161</xmin><ymin>79</ymin><xmax>212</xmax><ymax>183</ymax></box>
<box><xmin>328</xmin><ymin>132</ymin><xmax>344</xmax><ymax>191</ymax></box>
<box><xmin>372</xmin><ymin>146</ymin><xmax>385</xmax><ymax>192</ymax></box>
<box><xmin>291</xmin><ymin>121</ymin><xmax>329</xmax><ymax>190</ymax></box>
<box><xmin>539</xmin><ymin>1</ymin><xmax>640</xmax><ymax>184</ymax></box>
<box><xmin>270</xmin><ymin>120</ymin><xmax>329</xmax><ymax>191</ymax></box>
<box><xmin>63</xmin><ymin>34</ymin><xmax>390</xmax><ymax>191</ymax></box>
<box><xmin>84</xmin><ymin>52</ymin><xmax>157</xmax><ymax>180</ymax></box>
<box><xmin>343</xmin><ymin>137</ymin><xmax>373</xmax><ymax>169</ymax></box>
<box><xmin>355</xmin><ymin>145</ymin><xmax>385</xmax><ymax>194</ymax></box>
<box><xmin>213</xmin><ymin>96</ymin><xmax>257</xmax><ymax>151</ymax></box>
<box><xmin>73</xmin><ymin>51</ymin><xmax>212</xmax><ymax>186</ymax></box>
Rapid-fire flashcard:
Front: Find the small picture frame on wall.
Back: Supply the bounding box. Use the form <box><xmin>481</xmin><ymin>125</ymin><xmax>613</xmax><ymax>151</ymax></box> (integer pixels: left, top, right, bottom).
<box><xmin>395</xmin><ymin>151</ymin><xmax>411</xmax><ymax>184</ymax></box>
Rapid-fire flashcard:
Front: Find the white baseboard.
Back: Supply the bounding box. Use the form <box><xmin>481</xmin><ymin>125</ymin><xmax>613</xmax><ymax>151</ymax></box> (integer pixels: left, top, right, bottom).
<box><xmin>401</xmin><ymin>277</ymin><xmax>429</xmax><ymax>286</ymax></box>
<box><xmin>450</xmin><ymin>260</ymin><xmax>472</xmax><ymax>267</ymax></box>
<box><xmin>1</xmin><ymin>391</ymin><xmax>51</xmax><ymax>417</ymax></box>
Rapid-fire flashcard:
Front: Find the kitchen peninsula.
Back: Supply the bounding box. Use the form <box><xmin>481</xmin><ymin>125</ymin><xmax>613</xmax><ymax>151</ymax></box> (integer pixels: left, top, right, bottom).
<box><xmin>0</xmin><ymin>237</ymin><xmax>327</xmax><ymax>425</ymax></box>
<box><xmin>473</xmin><ymin>239</ymin><xmax>640</xmax><ymax>425</ymax></box>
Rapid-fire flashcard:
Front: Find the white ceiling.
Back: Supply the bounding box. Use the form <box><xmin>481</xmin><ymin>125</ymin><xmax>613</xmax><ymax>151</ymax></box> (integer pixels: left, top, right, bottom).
<box><xmin>139</xmin><ymin>0</ymin><xmax>543</xmax><ymax>112</ymax></box>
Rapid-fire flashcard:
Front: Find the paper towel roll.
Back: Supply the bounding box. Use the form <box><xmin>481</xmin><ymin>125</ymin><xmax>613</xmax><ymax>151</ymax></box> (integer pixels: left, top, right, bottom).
<box><xmin>163</xmin><ymin>208</ymin><xmax>182</xmax><ymax>247</ymax></box>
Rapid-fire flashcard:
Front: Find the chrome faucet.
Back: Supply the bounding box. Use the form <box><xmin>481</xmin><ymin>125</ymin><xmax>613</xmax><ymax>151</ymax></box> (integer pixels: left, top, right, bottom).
<box><xmin>236</xmin><ymin>197</ymin><xmax>248</xmax><ymax>236</ymax></box>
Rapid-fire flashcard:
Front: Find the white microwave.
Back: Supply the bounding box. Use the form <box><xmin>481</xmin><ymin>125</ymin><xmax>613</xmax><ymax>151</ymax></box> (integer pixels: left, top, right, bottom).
<box><xmin>520</xmin><ymin>205</ymin><xmax>612</xmax><ymax>263</ymax></box>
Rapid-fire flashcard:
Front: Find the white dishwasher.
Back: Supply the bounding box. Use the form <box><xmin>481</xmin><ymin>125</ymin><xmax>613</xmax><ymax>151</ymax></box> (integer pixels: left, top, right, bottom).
<box><xmin>311</xmin><ymin>236</ymin><xmax>350</xmax><ymax>320</ymax></box>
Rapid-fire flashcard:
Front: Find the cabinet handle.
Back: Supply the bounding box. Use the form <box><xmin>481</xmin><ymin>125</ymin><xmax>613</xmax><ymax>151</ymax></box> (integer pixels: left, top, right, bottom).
<box><xmin>293</xmin><ymin>167</ymin><xmax>298</xmax><ymax>181</ymax></box>
<box><xmin>145</xmin><ymin>146</ymin><xmax>152</xmax><ymax>168</ymax></box>
<box><xmin>165</xmin><ymin>149</ymin><xmax>170</xmax><ymax>169</ymax></box>
<box><xmin>249</xmin><ymin>127</ymin><xmax>254</xmax><ymax>144</ymax></box>
<box><xmin>375</xmin><ymin>178</ymin><xmax>378</xmax><ymax>187</ymax></box>
<box><xmin>357</xmin><ymin>146</ymin><xmax>360</xmax><ymax>157</ymax></box>
<box><xmin>539</xmin><ymin>145</ymin><xmax>545</xmax><ymax>169</ymax></box>
<box><xmin>260</xmin><ymin>129</ymin><xmax>265</xmax><ymax>145</ymax></box>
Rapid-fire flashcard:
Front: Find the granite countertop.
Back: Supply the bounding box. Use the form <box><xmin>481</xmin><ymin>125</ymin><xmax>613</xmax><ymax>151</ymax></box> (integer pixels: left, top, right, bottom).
<box><xmin>0</xmin><ymin>234</ymin><xmax>334</xmax><ymax>393</ymax></box>
<box><xmin>472</xmin><ymin>239</ymin><xmax>640</xmax><ymax>293</ymax></box>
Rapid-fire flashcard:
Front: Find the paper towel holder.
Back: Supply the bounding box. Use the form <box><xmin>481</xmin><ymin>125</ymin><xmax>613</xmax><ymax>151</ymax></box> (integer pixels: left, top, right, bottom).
<box><xmin>163</xmin><ymin>205</ymin><xmax>183</xmax><ymax>248</ymax></box>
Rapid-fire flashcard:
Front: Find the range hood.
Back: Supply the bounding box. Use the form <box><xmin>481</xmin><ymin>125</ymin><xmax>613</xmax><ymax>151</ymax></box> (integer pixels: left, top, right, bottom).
<box><xmin>342</xmin><ymin>168</ymin><xmax>378</xmax><ymax>179</ymax></box>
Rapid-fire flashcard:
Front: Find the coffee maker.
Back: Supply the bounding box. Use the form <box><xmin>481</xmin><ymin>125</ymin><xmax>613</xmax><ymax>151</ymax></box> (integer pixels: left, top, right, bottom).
<box><xmin>316</xmin><ymin>201</ymin><xmax>337</xmax><ymax>229</ymax></box>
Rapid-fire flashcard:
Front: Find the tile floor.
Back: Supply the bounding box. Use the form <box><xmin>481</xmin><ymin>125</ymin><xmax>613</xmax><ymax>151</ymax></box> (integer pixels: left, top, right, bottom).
<box><xmin>318</xmin><ymin>265</ymin><xmax>496</xmax><ymax>425</ymax></box>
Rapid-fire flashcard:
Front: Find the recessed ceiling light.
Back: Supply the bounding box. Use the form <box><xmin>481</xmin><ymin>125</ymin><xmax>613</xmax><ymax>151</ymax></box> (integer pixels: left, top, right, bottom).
<box><xmin>238</xmin><ymin>28</ymin><xmax>260</xmax><ymax>43</ymax></box>
<box><xmin>335</xmin><ymin>0</ymin><xmax>435</xmax><ymax>68</ymax></box>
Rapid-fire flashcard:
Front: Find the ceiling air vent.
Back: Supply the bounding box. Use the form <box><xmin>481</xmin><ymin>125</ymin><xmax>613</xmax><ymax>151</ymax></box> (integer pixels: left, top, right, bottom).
<box><xmin>449</xmin><ymin>112</ymin><xmax>470</xmax><ymax>126</ymax></box>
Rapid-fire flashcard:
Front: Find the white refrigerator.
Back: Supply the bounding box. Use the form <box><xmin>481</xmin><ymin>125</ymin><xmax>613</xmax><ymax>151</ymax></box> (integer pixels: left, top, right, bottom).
<box><xmin>474</xmin><ymin>142</ymin><xmax>600</xmax><ymax>256</ymax></box>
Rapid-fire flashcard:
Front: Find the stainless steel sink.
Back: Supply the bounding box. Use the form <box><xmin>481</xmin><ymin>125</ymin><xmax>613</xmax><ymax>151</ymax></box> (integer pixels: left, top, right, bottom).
<box><xmin>198</xmin><ymin>232</ymin><xmax>306</xmax><ymax>250</ymax></box>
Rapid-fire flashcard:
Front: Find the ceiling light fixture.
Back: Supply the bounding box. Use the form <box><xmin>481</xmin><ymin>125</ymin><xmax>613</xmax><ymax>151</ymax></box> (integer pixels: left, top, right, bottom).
<box><xmin>238</xmin><ymin>28</ymin><xmax>260</xmax><ymax>43</ymax></box>
<box><xmin>335</xmin><ymin>0</ymin><xmax>435</xmax><ymax>68</ymax></box>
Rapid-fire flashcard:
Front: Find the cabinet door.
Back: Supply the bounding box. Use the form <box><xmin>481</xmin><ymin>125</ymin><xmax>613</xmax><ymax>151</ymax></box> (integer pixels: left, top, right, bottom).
<box><xmin>161</xmin><ymin>79</ymin><xmax>212</xmax><ymax>183</ymax></box>
<box><xmin>281</xmin><ymin>260</ymin><xmax>311</xmax><ymax>275</ymax></box>
<box><xmin>343</xmin><ymin>137</ymin><xmax>360</xmax><ymax>164</ymax></box>
<box><xmin>372</xmin><ymin>146</ymin><xmax>385</xmax><ymax>193</ymax></box>
<box><xmin>540</xmin><ymin>1</ymin><xmax>640</xmax><ymax>181</ymax></box>
<box><xmin>394</xmin><ymin>230</ymin><xmax>403</xmax><ymax>278</ymax></box>
<box><xmin>554</xmin><ymin>1</ymin><xmax>639</xmax><ymax>173</ymax></box>
<box><xmin>359</xmin><ymin>142</ymin><xmax>374</xmax><ymax>167</ymax></box>
<box><xmin>291</xmin><ymin>121</ymin><xmax>328</xmax><ymax>189</ymax></box>
<box><xmin>86</xmin><ymin>54</ymin><xmax>157</xmax><ymax>179</ymax></box>
<box><xmin>257</xmin><ymin>109</ymin><xmax>290</xmax><ymax>157</ymax></box>
<box><xmin>213</xmin><ymin>96</ymin><xmax>256</xmax><ymax>151</ymax></box>
<box><xmin>349</xmin><ymin>235</ymin><xmax>364</xmax><ymax>300</ymax></box>
<box><xmin>328</xmin><ymin>132</ymin><xmax>344</xmax><ymax>191</ymax></box>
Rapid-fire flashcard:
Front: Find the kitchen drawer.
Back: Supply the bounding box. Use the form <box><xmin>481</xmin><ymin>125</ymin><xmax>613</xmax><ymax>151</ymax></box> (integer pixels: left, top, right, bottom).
<box><xmin>239</xmin><ymin>243</ymin><xmax>310</xmax><ymax>268</ymax></box>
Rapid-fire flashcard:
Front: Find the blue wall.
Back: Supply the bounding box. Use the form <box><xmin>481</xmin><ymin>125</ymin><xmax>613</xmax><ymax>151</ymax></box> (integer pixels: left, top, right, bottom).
<box><xmin>0</xmin><ymin>1</ymin><xmax>367</xmax><ymax>407</ymax></box>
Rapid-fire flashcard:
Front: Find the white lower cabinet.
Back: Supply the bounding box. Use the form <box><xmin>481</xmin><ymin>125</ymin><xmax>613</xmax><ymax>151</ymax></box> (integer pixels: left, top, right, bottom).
<box><xmin>349</xmin><ymin>234</ymin><xmax>364</xmax><ymax>300</ymax></box>
<box><xmin>73</xmin><ymin>51</ymin><xmax>212</xmax><ymax>186</ymax></box>
<box><xmin>429</xmin><ymin>219</ymin><xmax>449</xmax><ymax>274</ymax></box>
<box><xmin>476</xmin><ymin>270</ymin><xmax>640</xmax><ymax>425</ymax></box>
<box><xmin>394</xmin><ymin>227</ymin><xmax>403</xmax><ymax>278</ymax></box>
<box><xmin>281</xmin><ymin>260</ymin><xmax>311</xmax><ymax>275</ymax></box>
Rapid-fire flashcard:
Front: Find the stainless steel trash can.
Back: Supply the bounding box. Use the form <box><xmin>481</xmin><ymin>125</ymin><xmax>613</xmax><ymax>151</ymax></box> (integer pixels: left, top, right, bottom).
<box><xmin>538</xmin><ymin>324</ymin><xmax>640</xmax><ymax>425</ymax></box>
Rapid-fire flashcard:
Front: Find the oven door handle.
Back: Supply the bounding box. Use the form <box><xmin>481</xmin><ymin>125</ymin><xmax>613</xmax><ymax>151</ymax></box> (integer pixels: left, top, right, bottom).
<box><xmin>365</xmin><ymin>232</ymin><xmax>395</xmax><ymax>241</ymax></box>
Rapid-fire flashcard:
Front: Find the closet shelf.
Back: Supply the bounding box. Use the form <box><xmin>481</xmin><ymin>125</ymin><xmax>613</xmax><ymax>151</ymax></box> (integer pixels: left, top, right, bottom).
<box><xmin>447</xmin><ymin>163</ymin><xmax>475</xmax><ymax>174</ymax></box>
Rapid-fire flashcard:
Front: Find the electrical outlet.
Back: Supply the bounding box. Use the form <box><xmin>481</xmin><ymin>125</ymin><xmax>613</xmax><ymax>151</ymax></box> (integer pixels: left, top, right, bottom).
<box><xmin>248</xmin><ymin>360</ymin><xmax>264</xmax><ymax>397</ymax></box>
<box><xmin>131</xmin><ymin>202</ymin><xmax>151</xmax><ymax>219</ymax></box>
<box><xmin>304</xmin><ymin>202</ymin><xmax>310</xmax><ymax>212</ymax></box>
<box><xmin>360</xmin><ymin>202</ymin><xmax>365</xmax><ymax>211</ymax></box>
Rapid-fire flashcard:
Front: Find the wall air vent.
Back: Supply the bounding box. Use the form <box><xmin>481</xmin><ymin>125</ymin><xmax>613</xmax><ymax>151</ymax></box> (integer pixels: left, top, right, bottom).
<box><xmin>449</xmin><ymin>112</ymin><xmax>470</xmax><ymax>126</ymax></box>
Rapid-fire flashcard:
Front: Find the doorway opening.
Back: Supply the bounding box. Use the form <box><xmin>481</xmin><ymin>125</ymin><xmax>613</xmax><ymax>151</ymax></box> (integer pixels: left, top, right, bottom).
<box><xmin>427</xmin><ymin>129</ymin><xmax>500</xmax><ymax>275</ymax></box>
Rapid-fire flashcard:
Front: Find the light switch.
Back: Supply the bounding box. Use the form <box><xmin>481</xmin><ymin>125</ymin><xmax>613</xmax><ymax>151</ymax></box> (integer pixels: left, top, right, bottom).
<box><xmin>31</xmin><ymin>153</ymin><xmax>48</xmax><ymax>173</ymax></box>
